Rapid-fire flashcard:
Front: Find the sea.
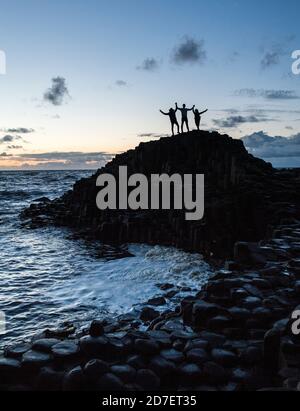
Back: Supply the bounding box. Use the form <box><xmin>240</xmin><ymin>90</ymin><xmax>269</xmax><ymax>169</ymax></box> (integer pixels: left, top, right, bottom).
<box><xmin>0</xmin><ymin>170</ymin><xmax>212</xmax><ymax>349</ymax></box>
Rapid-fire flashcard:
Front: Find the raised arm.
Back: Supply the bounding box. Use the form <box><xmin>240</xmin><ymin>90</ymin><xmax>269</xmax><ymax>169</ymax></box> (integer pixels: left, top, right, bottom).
<box><xmin>199</xmin><ymin>109</ymin><xmax>208</xmax><ymax>115</ymax></box>
<box><xmin>160</xmin><ymin>109</ymin><xmax>168</xmax><ymax>115</ymax></box>
<box><xmin>188</xmin><ymin>105</ymin><xmax>195</xmax><ymax>111</ymax></box>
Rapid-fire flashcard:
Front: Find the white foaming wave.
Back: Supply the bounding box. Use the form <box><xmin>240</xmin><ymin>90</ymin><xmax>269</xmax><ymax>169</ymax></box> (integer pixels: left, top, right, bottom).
<box><xmin>45</xmin><ymin>244</ymin><xmax>213</xmax><ymax>316</ymax></box>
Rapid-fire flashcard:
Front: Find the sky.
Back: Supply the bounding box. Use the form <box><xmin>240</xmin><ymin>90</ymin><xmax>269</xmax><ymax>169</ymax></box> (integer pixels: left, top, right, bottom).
<box><xmin>0</xmin><ymin>0</ymin><xmax>299</xmax><ymax>169</ymax></box>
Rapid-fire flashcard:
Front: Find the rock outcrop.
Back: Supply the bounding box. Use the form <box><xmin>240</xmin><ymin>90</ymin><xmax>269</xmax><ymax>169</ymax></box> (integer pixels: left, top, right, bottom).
<box><xmin>1</xmin><ymin>219</ymin><xmax>300</xmax><ymax>392</ymax></box>
<box><xmin>21</xmin><ymin>131</ymin><xmax>300</xmax><ymax>258</ymax></box>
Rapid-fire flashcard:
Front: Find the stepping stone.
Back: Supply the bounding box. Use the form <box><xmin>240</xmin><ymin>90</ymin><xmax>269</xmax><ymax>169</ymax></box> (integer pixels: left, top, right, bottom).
<box><xmin>208</xmin><ymin>316</ymin><xmax>232</xmax><ymax>330</ymax></box>
<box><xmin>22</xmin><ymin>350</ymin><xmax>52</xmax><ymax>367</ymax></box>
<box><xmin>193</xmin><ymin>301</ymin><xmax>221</xmax><ymax>324</ymax></box>
<box><xmin>203</xmin><ymin>361</ymin><xmax>226</xmax><ymax>383</ymax></box>
<box><xmin>186</xmin><ymin>348</ymin><xmax>209</xmax><ymax>365</ymax></box>
<box><xmin>37</xmin><ymin>366</ymin><xmax>64</xmax><ymax>390</ymax></box>
<box><xmin>243</xmin><ymin>284</ymin><xmax>263</xmax><ymax>298</ymax></box>
<box><xmin>161</xmin><ymin>320</ymin><xmax>185</xmax><ymax>332</ymax></box>
<box><xmin>199</xmin><ymin>331</ymin><xmax>226</xmax><ymax>347</ymax></box>
<box><xmin>127</xmin><ymin>354</ymin><xmax>147</xmax><ymax>369</ymax></box>
<box><xmin>140</xmin><ymin>307</ymin><xmax>160</xmax><ymax>322</ymax></box>
<box><xmin>80</xmin><ymin>336</ymin><xmax>108</xmax><ymax>357</ymax></box>
<box><xmin>149</xmin><ymin>355</ymin><xmax>176</xmax><ymax>377</ymax></box>
<box><xmin>32</xmin><ymin>338</ymin><xmax>61</xmax><ymax>353</ymax></box>
<box><xmin>231</xmin><ymin>368</ymin><xmax>252</xmax><ymax>383</ymax></box>
<box><xmin>212</xmin><ymin>349</ymin><xmax>237</xmax><ymax>367</ymax></box>
<box><xmin>134</xmin><ymin>339</ymin><xmax>160</xmax><ymax>356</ymax></box>
<box><xmin>240</xmin><ymin>346</ymin><xmax>262</xmax><ymax>365</ymax></box>
<box><xmin>228</xmin><ymin>307</ymin><xmax>251</xmax><ymax>320</ymax></box>
<box><xmin>106</xmin><ymin>338</ymin><xmax>125</xmax><ymax>359</ymax></box>
<box><xmin>84</xmin><ymin>359</ymin><xmax>109</xmax><ymax>380</ymax></box>
<box><xmin>97</xmin><ymin>373</ymin><xmax>125</xmax><ymax>391</ymax></box>
<box><xmin>0</xmin><ymin>358</ymin><xmax>21</xmax><ymax>376</ymax></box>
<box><xmin>147</xmin><ymin>331</ymin><xmax>172</xmax><ymax>347</ymax></box>
<box><xmin>89</xmin><ymin>320</ymin><xmax>105</xmax><ymax>337</ymax></box>
<box><xmin>180</xmin><ymin>363</ymin><xmax>203</xmax><ymax>379</ymax></box>
<box><xmin>136</xmin><ymin>369</ymin><xmax>160</xmax><ymax>390</ymax></box>
<box><xmin>63</xmin><ymin>366</ymin><xmax>84</xmax><ymax>391</ymax></box>
<box><xmin>242</xmin><ymin>296</ymin><xmax>261</xmax><ymax>309</ymax></box>
<box><xmin>160</xmin><ymin>349</ymin><xmax>184</xmax><ymax>363</ymax></box>
<box><xmin>52</xmin><ymin>341</ymin><xmax>80</xmax><ymax>359</ymax></box>
<box><xmin>110</xmin><ymin>365</ymin><xmax>136</xmax><ymax>383</ymax></box>
<box><xmin>147</xmin><ymin>297</ymin><xmax>166</xmax><ymax>306</ymax></box>
<box><xmin>170</xmin><ymin>330</ymin><xmax>197</xmax><ymax>340</ymax></box>
<box><xmin>5</xmin><ymin>343</ymin><xmax>31</xmax><ymax>359</ymax></box>
<box><xmin>184</xmin><ymin>339</ymin><xmax>209</xmax><ymax>352</ymax></box>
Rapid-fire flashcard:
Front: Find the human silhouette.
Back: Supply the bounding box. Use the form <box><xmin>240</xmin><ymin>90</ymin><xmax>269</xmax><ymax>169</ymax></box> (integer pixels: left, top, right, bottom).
<box><xmin>176</xmin><ymin>103</ymin><xmax>195</xmax><ymax>133</ymax></box>
<box><xmin>193</xmin><ymin>108</ymin><xmax>208</xmax><ymax>131</ymax></box>
<box><xmin>159</xmin><ymin>106</ymin><xmax>180</xmax><ymax>136</ymax></box>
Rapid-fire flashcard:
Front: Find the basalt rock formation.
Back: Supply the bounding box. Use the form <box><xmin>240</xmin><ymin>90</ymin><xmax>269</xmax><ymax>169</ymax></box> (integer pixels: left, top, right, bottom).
<box><xmin>2</xmin><ymin>219</ymin><xmax>300</xmax><ymax>392</ymax></box>
<box><xmin>21</xmin><ymin>131</ymin><xmax>300</xmax><ymax>259</ymax></box>
<box><xmin>3</xmin><ymin>130</ymin><xmax>300</xmax><ymax>392</ymax></box>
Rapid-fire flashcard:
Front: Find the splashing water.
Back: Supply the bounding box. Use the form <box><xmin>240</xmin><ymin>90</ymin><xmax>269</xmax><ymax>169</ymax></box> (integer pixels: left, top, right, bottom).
<box><xmin>0</xmin><ymin>171</ymin><xmax>212</xmax><ymax>348</ymax></box>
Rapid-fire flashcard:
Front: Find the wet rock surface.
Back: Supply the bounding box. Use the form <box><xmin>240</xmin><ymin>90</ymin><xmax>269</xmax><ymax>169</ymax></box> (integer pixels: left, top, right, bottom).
<box><xmin>1</xmin><ymin>218</ymin><xmax>300</xmax><ymax>391</ymax></box>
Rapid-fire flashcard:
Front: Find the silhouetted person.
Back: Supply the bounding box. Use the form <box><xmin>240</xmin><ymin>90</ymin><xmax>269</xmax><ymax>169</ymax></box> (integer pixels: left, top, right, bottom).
<box><xmin>193</xmin><ymin>108</ymin><xmax>208</xmax><ymax>130</ymax></box>
<box><xmin>160</xmin><ymin>106</ymin><xmax>180</xmax><ymax>136</ymax></box>
<box><xmin>176</xmin><ymin>103</ymin><xmax>195</xmax><ymax>133</ymax></box>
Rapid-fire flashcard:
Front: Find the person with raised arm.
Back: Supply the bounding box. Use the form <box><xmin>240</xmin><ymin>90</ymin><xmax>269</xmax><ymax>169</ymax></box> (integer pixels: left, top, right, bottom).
<box><xmin>175</xmin><ymin>102</ymin><xmax>195</xmax><ymax>133</ymax></box>
<box><xmin>159</xmin><ymin>105</ymin><xmax>180</xmax><ymax>136</ymax></box>
<box><xmin>193</xmin><ymin>107</ymin><xmax>208</xmax><ymax>131</ymax></box>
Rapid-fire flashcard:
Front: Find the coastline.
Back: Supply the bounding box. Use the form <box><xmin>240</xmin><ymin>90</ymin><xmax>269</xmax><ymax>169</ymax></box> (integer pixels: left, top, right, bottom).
<box><xmin>1</xmin><ymin>217</ymin><xmax>300</xmax><ymax>391</ymax></box>
<box><xmin>1</xmin><ymin>132</ymin><xmax>300</xmax><ymax>391</ymax></box>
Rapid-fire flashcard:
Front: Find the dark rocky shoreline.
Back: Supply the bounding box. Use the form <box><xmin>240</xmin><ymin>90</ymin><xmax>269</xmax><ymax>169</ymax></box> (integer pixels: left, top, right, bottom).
<box><xmin>1</xmin><ymin>131</ymin><xmax>300</xmax><ymax>391</ymax></box>
<box><xmin>1</xmin><ymin>218</ymin><xmax>300</xmax><ymax>391</ymax></box>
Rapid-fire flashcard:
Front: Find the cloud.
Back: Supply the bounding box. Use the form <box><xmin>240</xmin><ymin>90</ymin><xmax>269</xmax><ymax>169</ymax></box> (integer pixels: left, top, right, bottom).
<box><xmin>235</xmin><ymin>88</ymin><xmax>299</xmax><ymax>100</ymax></box>
<box><xmin>261</xmin><ymin>50</ymin><xmax>281</xmax><ymax>69</ymax></box>
<box><xmin>172</xmin><ymin>37</ymin><xmax>207</xmax><ymax>65</ymax></box>
<box><xmin>1</xmin><ymin>127</ymin><xmax>35</xmax><ymax>134</ymax></box>
<box><xmin>0</xmin><ymin>151</ymin><xmax>115</xmax><ymax>170</ymax></box>
<box><xmin>0</xmin><ymin>135</ymin><xmax>15</xmax><ymax>143</ymax></box>
<box><xmin>7</xmin><ymin>145</ymin><xmax>23</xmax><ymax>149</ymax></box>
<box><xmin>43</xmin><ymin>77</ymin><xmax>70</xmax><ymax>106</ymax></box>
<box><xmin>241</xmin><ymin>131</ymin><xmax>300</xmax><ymax>167</ymax></box>
<box><xmin>0</xmin><ymin>134</ymin><xmax>24</xmax><ymax>144</ymax></box>
<box><xmin>15</xmin><ymin>151</ymin><xmax>113</xmax><ymax>170</ymax></box>
<box><xmin>137</xmin><ymin>58</ymin><xmax>160</xmax><ymax>72</ymax></box>
<box><xmin>115</xmin><ymin>80</ymin><xmax>127</xmax><ymax>87</ymax></box>
<box><xmin>20</xmin><ymin>151</ymin><xmax>112</xmax><ymax>161</ymax></box>
<box><xmin>228</xmin><ymin>51</ymin><xmax>240</xmax><ymax>63</ymax></box>
<box><xmin>260</xmin><ymin>36</ymin><xmax>296</xmax><ymax>69</ymax></box>
<box><xmin>213</xmin><ymin>115</ymin><xmax>273</xmax><ymax>129</ymax></box>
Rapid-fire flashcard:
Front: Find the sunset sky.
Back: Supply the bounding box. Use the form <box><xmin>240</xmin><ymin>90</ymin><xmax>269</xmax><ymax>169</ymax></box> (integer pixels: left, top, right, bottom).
<box><xmin>0</xmin><ymin>0</ymin><xmax>299</xmax><ymax>169</ymax></box>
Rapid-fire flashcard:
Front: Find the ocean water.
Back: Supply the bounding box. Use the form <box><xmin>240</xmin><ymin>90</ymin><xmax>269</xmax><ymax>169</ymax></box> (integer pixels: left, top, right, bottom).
<box><xmin>0</xmin><ymin>170</ymin><xmax>212</xmax><ymax>348</ymax></box>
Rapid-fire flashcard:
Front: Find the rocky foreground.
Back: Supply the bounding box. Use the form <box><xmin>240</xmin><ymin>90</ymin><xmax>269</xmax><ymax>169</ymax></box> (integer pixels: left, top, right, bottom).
<box><xmin>1</xmin><ymin>218</ymin><xmax>300</xmax><ymax>391</ymax></box>
<box><xmin>1</xmin><ymin>131</ymin><xmax>300</xmax><ymax>391</ymax></box>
